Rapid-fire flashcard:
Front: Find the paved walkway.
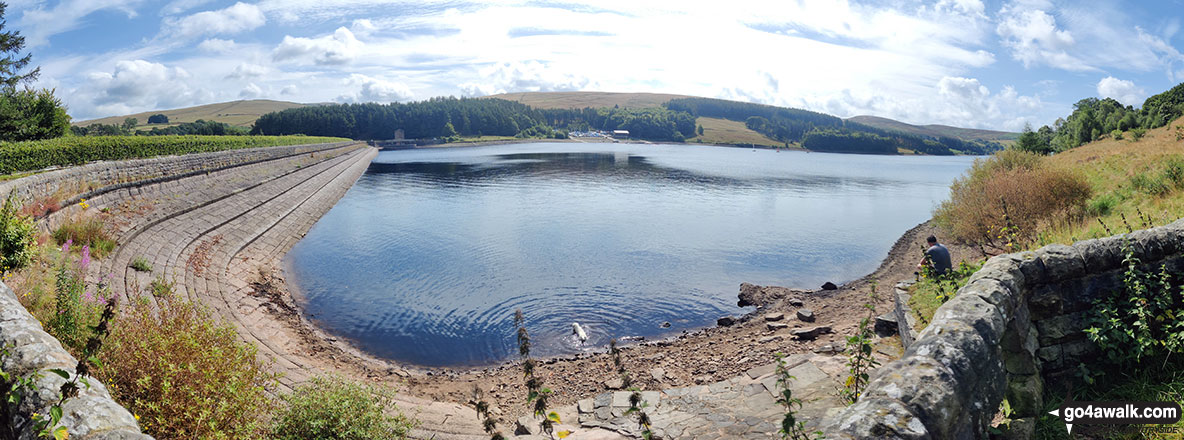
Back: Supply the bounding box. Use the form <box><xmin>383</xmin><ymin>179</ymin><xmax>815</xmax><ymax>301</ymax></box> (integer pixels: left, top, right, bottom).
<box><xmin>568</xmin><ymin>354</ymin><xmax>847</xmax><ymax>439</ymax></box>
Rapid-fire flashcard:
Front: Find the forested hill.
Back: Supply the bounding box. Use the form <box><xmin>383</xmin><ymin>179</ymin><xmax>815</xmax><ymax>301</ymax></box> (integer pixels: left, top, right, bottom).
<box><xmin>250</xmin><ymin>95</ymin><xmax>1005</xmax><ymax>155</ymax></box>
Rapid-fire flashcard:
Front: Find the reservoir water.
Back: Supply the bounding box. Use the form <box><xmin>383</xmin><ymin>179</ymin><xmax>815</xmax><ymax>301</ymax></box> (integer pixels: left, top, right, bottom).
<box><xmin>284</xmin><ymin>142</ymin><xmax>977</xmax><ymax>366</ymax></box>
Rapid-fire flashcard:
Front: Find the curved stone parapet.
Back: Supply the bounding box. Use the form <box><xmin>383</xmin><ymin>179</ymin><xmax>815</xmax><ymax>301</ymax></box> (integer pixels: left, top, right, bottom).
<box><xmin>0</xmin><ymin>281</ymin><xmax>152</xmax><ymax>440</ymax></box>
<box><xmin>821</xmin><ymin>219</ymin><xmax>1184</xmax><ymax>438</ymax></box>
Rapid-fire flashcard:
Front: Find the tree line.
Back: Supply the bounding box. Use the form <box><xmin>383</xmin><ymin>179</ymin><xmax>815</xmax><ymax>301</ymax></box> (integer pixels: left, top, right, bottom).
<box><xmin>251</xmin><ymin>98</ymin><xmax>700</xmax><ymax>142</ymax></box>
<box><xmin>1016</xmin><ymin>82</ymin><xmax>1184</xmax><ymax>154</ymax></box>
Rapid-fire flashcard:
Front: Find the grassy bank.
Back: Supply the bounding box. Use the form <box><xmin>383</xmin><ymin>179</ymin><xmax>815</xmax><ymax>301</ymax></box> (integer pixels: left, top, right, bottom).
<box><xmin>908</xmin><ymin>116</ymin><xmax>1184</xmax><ymax>438</ymax></box>
<box><xmin>0</xmin><ymin>135</ymin><xmax>350</xmax><ymax>175</ymax></box>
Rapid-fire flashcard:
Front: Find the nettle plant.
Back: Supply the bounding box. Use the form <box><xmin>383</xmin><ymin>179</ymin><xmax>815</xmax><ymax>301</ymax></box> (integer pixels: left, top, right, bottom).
<box><xmin>839</xmin><ymin>283</ymin><xmax>880</xmax><ymax>406</ymax></box>
<box><xmin>512</xmin><ymin>310</ymin><xmax>567</xmax><ymax>439</ymax></box>
<box><xmin>1082</xmin><ymin>239</ymin><xmax>1184</xmax><ymax>383</ymax></box>
<box><xmin>609</xmin><ymin>339</ymin><xmax>655</xmax><ymax>440</ymax></box>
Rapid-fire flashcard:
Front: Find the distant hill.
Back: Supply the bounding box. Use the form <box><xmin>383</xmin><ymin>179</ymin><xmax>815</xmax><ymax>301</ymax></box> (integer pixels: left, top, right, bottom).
<box><xmin>76</xmin><ymin>99</ymin><xmax>309</xmax><ymax>128</ymax></box>
<box><xmin>847</xmin><ymin>115</ymin><xmax>1018</xmax><ymax>142</ymax></box>
<box><xmin>487</xmin><ymin>91</ymin><xmax>691</xmax><ymax>109</ymax></box>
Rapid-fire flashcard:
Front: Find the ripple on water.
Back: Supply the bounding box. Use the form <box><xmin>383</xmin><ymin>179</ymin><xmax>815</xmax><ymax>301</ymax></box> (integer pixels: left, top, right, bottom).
<box><xmin>285</xmin><ymin>143</ymin><xmax>976</xmax><ymax>366</ymax></box>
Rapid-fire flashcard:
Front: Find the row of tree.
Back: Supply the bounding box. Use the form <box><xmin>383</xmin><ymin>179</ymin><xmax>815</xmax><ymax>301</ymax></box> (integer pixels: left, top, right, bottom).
<box><xmin>251</xmin><ymin>98</ymin><xmax>701</xmax><ymax>142</ymax></box>
<box><xmin>1016</xmin><ymin>82</ymin><xmax>1184</xmax><ymax>154</ymax></box>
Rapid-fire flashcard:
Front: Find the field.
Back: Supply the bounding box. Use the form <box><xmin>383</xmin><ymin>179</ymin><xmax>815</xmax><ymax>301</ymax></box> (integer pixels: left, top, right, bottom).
<box><xmin>847</xmin><ymin>115</ymin><xmax>1019</xmax><ymax>142</ymax></box>
<box><xmin>0</xmin><ymin>135</ymin><xmax>350</xmax><ymax>175</ymax></box>
<box><xmin>76</xmin><ymin>99</ymin><xmax>310</xmax><ymax>129</ymax></box>
<box><xmin>686</xmin><ymin>117</ymin><xmax>786</xmax><ymax>147</ymax></box>
<box><xmin>488</xmin><ymin>91</ymin><xmax>691</xmax><ymax>109</ymax></box>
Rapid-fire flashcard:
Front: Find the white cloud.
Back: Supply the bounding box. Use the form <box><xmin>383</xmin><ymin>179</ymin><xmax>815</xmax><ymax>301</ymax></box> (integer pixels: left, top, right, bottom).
<box><xmin>996</xmin><ymin>5</ymin><xmax>1085</xmax><ymax>70</ymax></box>
<box><xmin>1096</xmin><ymin>76</ymin><xmax>1145</xmax><ymax>106</ymax></box>
<box><xmin>240</xmin><ymin>82</ymin><xmax>264</xmax><ymax>98</ymax></box>
<box><xmin>273</xmin><ymin>27</ymin><xmax>363</xmax><ymax>65</ymax></box>
<box><xmin>72</xmin><ymin>60</ymin><xmax>213</xmax><ymax>118</ymax></box>
<box><xmin>16</xmin><ymin>0</ymin><xmax>146</xmax><ymax>47</ymax></box>
<box><xmin>161</xmin><ymin>0</ymin><xmax>214</xmax><ymax>15</ymax></box>
<box><xmin>226</xmin><ymin>63</ymin><xmax>267</xmax><ymax>79</ymax></box>
<box><xmin>197</xmin><ymin>38</ymin><xmax>238</xmax><ymax>53</ymax></box>
<box><xmin>338</xmin><ymin>74</ymin><xmax>413</xmax><ymax>103</ymax></box>
<box><xmin>166</xmin><ymin>2</ymin><xmax>266</xmax><ymax>40</ymax></box>
<box><xmin>458</xmin><ymin>61</ymin><xmax>593</xmax><ymax>96</ymax></box>
<box><xmin>281</xmin><ymin>84</ymin><xmax>299</xmax><ymax>95</ymax></box>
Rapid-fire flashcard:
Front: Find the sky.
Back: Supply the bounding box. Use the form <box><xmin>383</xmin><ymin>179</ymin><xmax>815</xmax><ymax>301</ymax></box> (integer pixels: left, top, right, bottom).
<box><xmin>5</xmin><ymin>0</ymin><xmax>1184</xmax><ymax>131</ymax></box>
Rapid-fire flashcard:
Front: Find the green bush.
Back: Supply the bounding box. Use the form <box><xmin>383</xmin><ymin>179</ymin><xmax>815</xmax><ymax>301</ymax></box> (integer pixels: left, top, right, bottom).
<box><xmin>272</xmin><ymin>375</ymin><xmax>417</xmax><ymax>440</ymax></box>
<box><xmin>1085</xmin><ymin>193</ymin><xmax>1118</xmax><ymax>217</ymax></box>
<box><xmin>1083</xmin><ymin>241</ymin><xmax>1184</xmax><ymax>383</ymax></box>
<box><xmin>1163</xmin><ymin>155</ymin><xmax>1184</xmax><ymax>188</ymax></box>
<box><xmin>0</xmin><ymin>195</ymin><xmax>36</xmax><ymax>275</ymax></box>
<box><xmin>1110</xmin><ymin>129</ymin><xmax>1123</xmax><ymax>140</ymax></box>
<box><xmin>97</xmin><ymin>295</ymin><xmax>277</xmax><ymax>439</ymax></box>
<box><xmin>1130</xmin><ymin>172</ymin><xmax>1170</xmax><ymax>196</ymax></box>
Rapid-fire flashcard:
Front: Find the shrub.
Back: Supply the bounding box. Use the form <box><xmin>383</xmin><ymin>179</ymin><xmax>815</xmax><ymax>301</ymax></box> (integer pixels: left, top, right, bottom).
<box><xmin>96</xmin><ymin>295</ymin><xmax>277</xmax><ymax>439</ymax></box>
<box><xmin>934</xmin><ymin>151</ymin><xmax>1091</xmax><ymax>250</ymax></box>
<box><xmin>271</xmin><ymin>375</ymin><xmax>417</xmax><ymax>440</ymax></box>
<box><xmin>1163</xmin><ymin>155</ymin><xmax>1184</xmax><ymax>188</ymax></box>
<box><xmin>130</xmin><ymin>256</ymin><xmax>152</xmax><ymax>272</ymax></box>
<box><xmin>1082</xmin><ymin>241</ymin><xmax>1184</xmax><ymax>383</ymax></box>
<box><xmin>0</xmin><ymin>194</ymin><xmax>36</xmax><ymax>275</ymax></box>
<box><xmin>1130</xmin><ymin>172</ymin><xmax>1170</xmax><ymax>196</ymax></box>
<box><xmin>1085</xmin><ymin>193</ymin><xmax>1118</xmax><ymax>217</ymax></box>
<box><xmin>1110</xmin><ymin>129</ymin><xmax>1123</xmax><ymax>140</ymax></box>
<box><xmin>52</xmin><ymin>217</ymin><xmax>116</xmax><ymax>258</ymax></box>
<box><xmin>1131</xmin><ymin>127</ymin><xmax>1147</xmax><ymax>141</ymax></box>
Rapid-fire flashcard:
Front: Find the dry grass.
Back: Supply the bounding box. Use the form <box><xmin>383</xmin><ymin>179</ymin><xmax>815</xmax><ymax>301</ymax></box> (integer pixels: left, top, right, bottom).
<box><xmin>76</xmin><ymin>99</ymin><xmax>309</xmax><ymax>128</ymax></box>
<box><xmin>1033</xmin><ymin>116</ymin><xmax>1184</xmax><ymax>245</ymax></box>
<box><xmin>847</xmin><ymin>115</ymin><xmax>1019</xmax><ymax>142</ymax></box>
<box><xmin>488</xmin><ymin>91</ymin><xmax>691</xmax><ymax>109</ymax></box>
<box><xmin>686</xmin><ymin>117</ymin><xmax>787</xmax><ymax>147</ymax></box>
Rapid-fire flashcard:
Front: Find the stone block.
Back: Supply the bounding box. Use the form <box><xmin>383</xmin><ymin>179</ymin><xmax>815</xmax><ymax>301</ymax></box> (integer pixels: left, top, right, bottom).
<box><xmin>930</xmin><ymin>294</ymin><xmax>1006</xmax><ymax>347</ymax></box>
<box><xmin>1026</xmin><ymin>284</ymin><xmax>1062</xmax><ymax>318</ymax></box>
<box><xmin>822</xmin><ymin>397</ymin><xmax>929</xmax><ymax>438</ymax></box>
<box><xmin>1035</xmin><ymin>312</ymin><xmax>1085</xmax><ymax>346</ymax></box>
<box><xmin>1005</xmin><ymin>374</ymin><xmax>1043</xmax><ymax>418</ymax></box>
<box><xmin>1003</xmin><ymin>350</ymin><xmax>1038</xmax><ymax>376</ymax></box>
<box><xmin>1036</xmin><ymin>244</ymin><xmax>1086</xmax><ymax>283</ymax></box>
<box><xmin>1076</xmin><ymin>236</ymin><xmax>1125</xmax><ymax>273</ymax></box>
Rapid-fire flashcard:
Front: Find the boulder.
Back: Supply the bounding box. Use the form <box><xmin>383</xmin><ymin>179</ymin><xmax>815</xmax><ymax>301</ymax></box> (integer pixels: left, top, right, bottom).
<box><xmin>717</xmin><ymin>316</ymin><xmax>737</xmax><ymax>327</ymax></box>
<box><xmin>738</xmin><ymin>282</ymin><xmax>808</xmax><ymax>307</ymax></box>
<box><xmin>767</xmin><ymin>322</ymin><xmax>789</xmax><ymax>331</ymax></box>
<box><xmin>821</xmin><ymin>282</ymin><xmax>838</xmax><ymax>291</ymax></box>
<box><xmin>792</xmin><ymin>326</ymin><xmax>832</xmax><ymax>340</ymax></box>
<box><xmin>796</xmin><ymin>309</ymin><xmax>815</xmax><ymax>322</ymax></box>
<box><xmin>650</xmin><ymin>368</ymin><xmax>666</xmax><ymax>382</ymax></box>
<box><xmin>764</xmin><ymin>312</ymin><xmax>785</xmax><ymax>322</ymax></box>
<box><xmin>604</xmin><ymin>378</ymin><xmax>625</xmax><ymax>390</ymax></box>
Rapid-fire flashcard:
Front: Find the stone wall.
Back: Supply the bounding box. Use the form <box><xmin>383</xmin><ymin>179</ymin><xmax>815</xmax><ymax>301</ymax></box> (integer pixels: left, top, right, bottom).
<box><xmin>0</xmin><ymin>141</ymin><xmax>355</xmax><ymax>213</ymax></box>
<box><xmin>821</xmin><ymin>219</ymin><xmax>1184</xmax><ymax>439</ymax></box>
<box><xmin>0</xmin><ymin>280</ymin><xmax>151</xmax><ymax>440</ymax></box>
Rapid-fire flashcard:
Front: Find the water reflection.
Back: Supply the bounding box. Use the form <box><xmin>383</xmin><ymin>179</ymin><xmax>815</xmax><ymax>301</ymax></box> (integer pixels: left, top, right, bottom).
<box><xmin>284</xmin><ymin>143</ymin><xmax>975</xmax><ymax>366</ymax></box>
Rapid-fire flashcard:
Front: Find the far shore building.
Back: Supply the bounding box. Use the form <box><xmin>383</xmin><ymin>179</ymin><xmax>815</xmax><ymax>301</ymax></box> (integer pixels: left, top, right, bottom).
<box><xmin>612</xmin><ymin>130</ymin><xmax>630</xmax><ymax>139</ymax></box>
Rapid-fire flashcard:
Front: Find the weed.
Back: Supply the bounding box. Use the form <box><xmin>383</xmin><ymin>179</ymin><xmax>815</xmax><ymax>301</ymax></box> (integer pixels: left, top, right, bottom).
<box><xmin>513</xmin><ymin>309</ymin><xmax>563</xmax><ymax>438</ymax></box>
<box><xmin>271</xmin><ymin>374</ymin><xmax>417</xmax><ymax>440</ymax></box>
<box><xmin>129</xmin><ymin>257</ymin><xmax>152</xmax><ymax>272</ymax></box>
<box><xmin>96</xmin><ymin>295</ymin><xmax>278</xmax><ymax>439</ymax></box>
<box><xmin>147</xmin><ymin>275</ymin><xmax>174</xmax><ymax>298</ymax></box>
<box><xmin>839</xmin><ymin>284</ymin><xmax>881</xmax><ymax>405</ymax></box>
<box><xmin>1081</xmin><ymin>239</ymin><xmax>1184</xmax><ymax>383</ymax></box>
<box><xmin>773</xmin><ymin>353</ymin><xmax>823</xmax><ymax>440</ymax></box>
<box><xmin>471</xmin><ymin>386</ymin><xmax>506</xmax><ymax>440</ymax></box>
<box><xmin>610</xmin><ymin>339</ymin><xmax>655</xmax><ymax>440</ymax></box>
<box><xmin>52</xmin><ymin>217</ymin><xmax>116</xmax><ymax>258</ymax></box>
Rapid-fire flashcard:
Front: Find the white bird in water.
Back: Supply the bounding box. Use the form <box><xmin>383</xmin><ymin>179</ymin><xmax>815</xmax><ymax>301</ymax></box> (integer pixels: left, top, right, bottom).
<box><xmin>571</xmin><ymin>322</ymin><xmax>588</xmax><ymax>344</ymax></box>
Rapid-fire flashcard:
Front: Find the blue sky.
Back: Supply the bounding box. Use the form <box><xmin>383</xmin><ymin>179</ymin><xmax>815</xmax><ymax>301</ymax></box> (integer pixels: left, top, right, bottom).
<box><xmin>6</xmin><ymin>0</ymin><xmax>1184</xmax><ymax>130</ymax></box>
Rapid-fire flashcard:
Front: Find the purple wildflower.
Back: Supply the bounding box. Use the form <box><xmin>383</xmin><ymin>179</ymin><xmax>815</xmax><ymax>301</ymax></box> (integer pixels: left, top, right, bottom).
<box><xmin>80</xmin><ymin>245</ymin><xmax>91</xmax><ymax>271</ymax></box>
<box><xmin>84</xmin><ymin>290</ymin><xmax>94</xmax><ymax>302</ymax></box>
<box><xmin>61</xmin><ymin>238</ymin><xmax>72</xmax><ymax>253</ymax></box>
